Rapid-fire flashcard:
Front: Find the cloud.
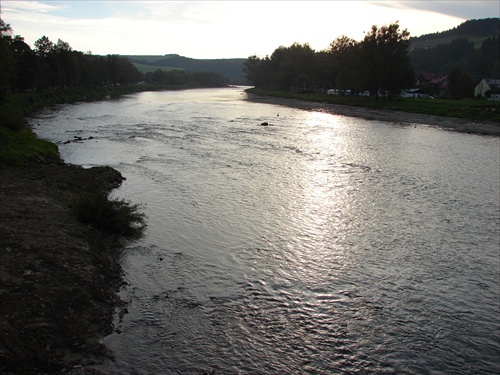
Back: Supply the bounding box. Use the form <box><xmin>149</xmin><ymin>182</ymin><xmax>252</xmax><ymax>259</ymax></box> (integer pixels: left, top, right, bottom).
<box><xmin>377</xmin><ymin>0</ymin><xmax>499</xmax><ymax>20</ymax></box>
<box><xmin>2</xmin><ymin>1</ymin><xmax>496</xmax><ymax>58</ymax></box>
<box><xmin>2</xmin><ymin>0</ymin><xmax>59</xmax><ymax>14</ymax></box>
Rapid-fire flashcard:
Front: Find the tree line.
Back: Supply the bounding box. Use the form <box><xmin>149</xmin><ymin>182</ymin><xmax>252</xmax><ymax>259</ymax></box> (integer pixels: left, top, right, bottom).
<box><xmin>0</xmin><ymin>21</ymin><xmax>142</xmax><ymax>98</ymax></box>
<box><xmin>0</xmin><ymin>20</ymin><xmax>229</xmax><ymax>103</ymax></box>
<box><xmin>409</xmin><ymin>36</ymin><xmax>499</xmax><ymax>78</ymax></box>
<box><xmin>243</xmin><ymin>21</ymin><xmax>498</xmax><ymax>98</ymax></box>
<box><xmin>143</xmin><ymin>68</ymin><xmax>228</xmax><ymax>87</ymax></box>
<box><xmin>244</xmin><ymin>22</ymin><xmax>414</xmax><ymax>98</ymax></box>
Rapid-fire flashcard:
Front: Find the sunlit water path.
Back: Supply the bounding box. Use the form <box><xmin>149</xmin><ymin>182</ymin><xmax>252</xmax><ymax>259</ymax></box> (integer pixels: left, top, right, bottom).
<box><xmin>32</xmin><ymin>87</ymin><xmax>500</xmax><ymax>374</ymax></box>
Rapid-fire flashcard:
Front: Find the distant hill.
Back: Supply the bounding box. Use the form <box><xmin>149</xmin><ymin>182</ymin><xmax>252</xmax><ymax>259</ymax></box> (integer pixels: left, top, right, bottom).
<box><xmin>410</xmin><ymin>18</ymin><xmax>499</xmax><ymax>49</ymax></box>
<box><xmin>125</xmin><ymin>19</ymin><xmax>498</xmax><ymax>85</ymax></box>
<box><xmin>408</xmin><ymin>18</ymin><xmax>499</xmax><ymax>77</ymax></box>
<box><xmin>126</xmin><ymin>54</ymin><xmax>247</xmax><ymax>84</ymax></box>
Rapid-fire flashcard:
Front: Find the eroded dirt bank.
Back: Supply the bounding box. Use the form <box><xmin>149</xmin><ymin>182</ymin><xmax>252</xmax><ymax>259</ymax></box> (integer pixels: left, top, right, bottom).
<box><xmin>0</xmin><ymin>159</ymin><xmax>126</xmax><ymax>374</ymax></box>
<box><xmin>246</xmin><ymin>95</ymin><xmax>500</xmax><ymax>136</ymax></box>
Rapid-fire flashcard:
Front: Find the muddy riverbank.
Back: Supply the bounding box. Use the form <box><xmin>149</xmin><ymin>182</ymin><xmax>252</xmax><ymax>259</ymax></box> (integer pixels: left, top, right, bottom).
<box><xmin>0</xmin><ymin>159</ymin><xmax>127</xmax><ymax>374</ymax></box>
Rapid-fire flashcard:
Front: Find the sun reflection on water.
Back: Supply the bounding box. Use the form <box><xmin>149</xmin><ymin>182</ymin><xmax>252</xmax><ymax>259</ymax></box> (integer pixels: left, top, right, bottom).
<box><xmin>285</xmin><ymin>111</ymin><xmax>356</xmax><ymax>287</ymax></box>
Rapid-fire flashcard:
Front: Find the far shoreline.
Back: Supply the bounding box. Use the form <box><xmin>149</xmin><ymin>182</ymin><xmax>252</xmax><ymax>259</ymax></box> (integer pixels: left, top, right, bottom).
<box><xmin>245</xmin><ymin>92</ymin><xmax>500</xmax><ymax>137</ymax></box>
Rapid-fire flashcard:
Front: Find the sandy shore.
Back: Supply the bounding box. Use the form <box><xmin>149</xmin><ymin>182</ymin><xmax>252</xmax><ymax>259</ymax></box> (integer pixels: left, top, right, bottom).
<box><xmin>246</xmin><ymin>94</ymin><xmax>500</xmax><ymax>137</ymax></box>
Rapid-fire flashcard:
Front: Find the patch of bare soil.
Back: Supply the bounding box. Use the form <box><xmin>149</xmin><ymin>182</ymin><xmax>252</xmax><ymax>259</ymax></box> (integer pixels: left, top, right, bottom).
<box><xmin>247</xmin><ymin>95</ymin><xmax>500</xmax><ymax>136</ymax></box>
<box><xmin>0</xmin><ymin>159</ymin><xmax>127</xmax><ymax>374</ymax></box>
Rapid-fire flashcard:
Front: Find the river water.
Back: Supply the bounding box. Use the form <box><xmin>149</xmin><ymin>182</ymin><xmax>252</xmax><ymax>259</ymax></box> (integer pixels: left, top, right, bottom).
<box><xmin>31</xmin><ymin>87</ymin><xmax>499</xmax><ymax>374</ymax></box>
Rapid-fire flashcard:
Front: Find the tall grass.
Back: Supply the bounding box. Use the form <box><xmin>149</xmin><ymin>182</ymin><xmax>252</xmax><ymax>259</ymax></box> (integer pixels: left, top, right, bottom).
<box><xmin>72</xmin><ymin>192</ymin><xmax>147</xmax><ymax>238</ymax></box>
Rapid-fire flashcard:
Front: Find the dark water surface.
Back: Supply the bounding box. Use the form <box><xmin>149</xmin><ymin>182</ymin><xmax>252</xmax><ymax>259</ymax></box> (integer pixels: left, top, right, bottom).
<box><xmin>32</xmin><ymin>87</ymin><xmax>500</xmax><ymax>374</ymax></box>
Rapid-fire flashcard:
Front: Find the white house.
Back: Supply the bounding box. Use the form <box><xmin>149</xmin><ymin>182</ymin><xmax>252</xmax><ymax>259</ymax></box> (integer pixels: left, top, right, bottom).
<box><xmin>475</xmin><ymin>78</ymin><xmax>500</xmax><ymax>98</ymax></box>
<box><xmin>475</xmin><ymin>79</ymin><xmax>491</xmax><ymax>97</ymax></box>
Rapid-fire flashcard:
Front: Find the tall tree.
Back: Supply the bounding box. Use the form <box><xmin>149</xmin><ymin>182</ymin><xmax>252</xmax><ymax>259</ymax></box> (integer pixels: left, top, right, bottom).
<box><xmin>244</xmin><ymin>55</ymin><xmax>269</xmax><ymax>87</ymax></box>
<box><xmin>360</xmin><ymin>22</ymin><xmax>414</xmax><ymax>98</ymax></box>
<box><xmin>448</xmin><ymin>66</ymin><xmax>473</xmax><ymax>98</ymax></box>
<box><xmin>267</xmin><ymin>43</ymin><xmax>316</xmax><ymax>90</ymax></box>
<box><xmin>471</xmin><ymin>36</ymin><xmax>500</xmax><ymax>78</ymax></box>
<box><xmin>34</xmin><ymin>35</ymin><xmax>54</xmax><ymax>56</ymax></box>
<box><xmin>54</xmin><ymin>39</ymin><xmax>80</xmax><ymax>88</ymax></box>
<box><xmin>328</xmin><ymin>35</ymin><xmax>358</xmax><ymax>92</ymax></box>
<box><xmin>0</xmin><ymin>20</ymin><xmax>15</xmax><ymax>100</ymax></box>
<box><xmin>10</xmin><ymin>35</ymin><xmax>38</xmax><ymax>92</ymax></box>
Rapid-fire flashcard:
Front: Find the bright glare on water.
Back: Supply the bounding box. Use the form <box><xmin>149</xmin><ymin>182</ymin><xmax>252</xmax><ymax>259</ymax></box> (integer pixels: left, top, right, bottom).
<box><xmin>31</xmin><ymin>87</ymin><xmax>500</xmax><ymax>374</ymax></box>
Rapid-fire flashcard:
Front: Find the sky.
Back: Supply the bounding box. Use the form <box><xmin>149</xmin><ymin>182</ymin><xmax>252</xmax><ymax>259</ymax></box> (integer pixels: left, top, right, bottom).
<box><xmin>1</xmin><ymin>1</ymin><xmax>499</xmax><ymax>59</ymax></box>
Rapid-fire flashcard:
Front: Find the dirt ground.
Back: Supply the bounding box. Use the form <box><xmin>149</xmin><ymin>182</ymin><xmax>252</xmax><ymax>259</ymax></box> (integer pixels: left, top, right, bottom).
<box><xmin>246</xmin><ymin>95</ymin><xmax>500</xmax><ymax>136</ymax></box>
<box><xmin>0</xmin><ymin>158</ymin><xmax>127</xmax><ymax>374</ymax></box>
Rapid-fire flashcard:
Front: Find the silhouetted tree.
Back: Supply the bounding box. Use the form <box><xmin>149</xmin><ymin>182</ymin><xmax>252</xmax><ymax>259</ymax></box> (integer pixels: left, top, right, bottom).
<box><xmin>0</xmin><ymin>20</ymin><xmax>15</xmax><ymax>100</ymax></box>
<box><xmin>244</xmin><ymin>54</ymin><xmax>272</xmax><ymax>88</ymax></box>
<box><xmin>448</xmin><ymin>66</ymin><xmax>473</xmax><ymax>98</ymax></box>
<box><xmin>328</xmin><ymin>35</ymin><xmax>358</xmax><ymax>92</ymax></box>
<box><xmin>410</xmin><ymin>37</ymin><xmax>477</xmax><ymax>77</ymax></box>
<box><xmin>359</xmin><ymin>22</ymin><xmax>414</xmax><ymax>98</ymax></box>
<box><xmin>34</xmin><ymin>35</ymin><xmax>54</xmax><ymax>56</ymax></box>
<box><xmin>471</xmin><ymin>35</ymin><xmax>500</xmax><ymax>78</ymax></box>
<box><xmin>10</xmin><ymin>35</ymin><xmax>38</xmax><ymax>92</ymax></box>
<box><xmin>105</xmin><ymin>55</ymin><xmax>143</xmax><ymax>85</ymax></box>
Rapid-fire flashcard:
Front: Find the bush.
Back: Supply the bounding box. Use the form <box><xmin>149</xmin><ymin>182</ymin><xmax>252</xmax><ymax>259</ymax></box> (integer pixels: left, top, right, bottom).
<box><xmin>72</xmin><ymin>192</ymin><xmax>147</xmax><ymax>238</ymax></box>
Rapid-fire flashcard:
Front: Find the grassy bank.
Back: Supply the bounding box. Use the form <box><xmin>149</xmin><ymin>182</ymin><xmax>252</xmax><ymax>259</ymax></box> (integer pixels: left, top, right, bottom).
<box><xmin>0</xmin><ymin>126</ymin><xmax>59</xmax><ymax>166</ymax></box>
<box><xmin>246</xmin><ymin>88</ymin><xmax>500</xmax><ymax>123</ymax></box>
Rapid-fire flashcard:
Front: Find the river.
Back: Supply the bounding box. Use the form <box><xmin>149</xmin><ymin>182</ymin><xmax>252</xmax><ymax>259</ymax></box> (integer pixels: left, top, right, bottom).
<box><xmin>31</xmin><ymin>87</ymin><xmax>500</xmax><ymax>374</ymax></box>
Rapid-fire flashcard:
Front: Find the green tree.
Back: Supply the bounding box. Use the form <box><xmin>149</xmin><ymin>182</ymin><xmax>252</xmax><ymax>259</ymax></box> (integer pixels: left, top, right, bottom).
<box><xmin>448</xmin><ymin>66</ymin><xmax>461</xmax><ymax>98</ymax></box>
<box><xmin>266</xmin><ymin>43</ymin><xmax>316</xmax><ymax>90</ymax></box>
<box><xmin>105</xmin><ymin>55</ymin><xmax>143</xmax><ymax>85</ymax></box>
<box><xmin>34</xmin><ymin>35</ymin><xmax>54</xmax><ymax>56</ymax></box>
<box><xmin>448</xmin><ymin>66</ymin><xmax>473</xmax><ymax>98</ymax></box>
<box><xmin>243</xmin><ymin>55</ymin><xmax>260</xmax><ymax>86</ymax></box>
<box><xmin>360</xmin><ymin>22</ymin><xmax>414</xmax><ymax>98</ymax></box>
<box><xmin>33</xmin><ymin>36</ymin><xmax>57</xmax><ymax>89</ymax></box>
<box><xmin>471</xmin><ymin>36</ymin><xmax>500</xmax><ymax>78</ymax></box>
<box><xmin>328</xmin><ymin>35</ymin><xmax>358</xmax><ymax>92</ymax></box>
<box><xmin>11</xmin><ymin>35</ymin><xmax>38</xmax><ymax>92</ymax></box>
<box><xmin>0</xmin><ymin>20</ymin><xmax>16</xmax><ymax>100</ymax></box>
<box><xmin>243</xmin><ymin>54</ymin><xmax>272</xmax><ymax>88</ymax></box>
<box><xmin>54</xmin><ymin>39</ymin><xmax>80</xmax><ymax>88</ymax></box>
<box><xmin>410</xmin><ymin>37</ymin><xmax>476</xmax><ymax>76</ymax></box>
<box><xmin>458</xmin><ymin>72</ymin><xmax>473</xmax><ymax>98</ymax></box>
<box><xmin>314</xmin><ymin>50</ymin><xmax>336</xmax><ymax>89</ymax></box>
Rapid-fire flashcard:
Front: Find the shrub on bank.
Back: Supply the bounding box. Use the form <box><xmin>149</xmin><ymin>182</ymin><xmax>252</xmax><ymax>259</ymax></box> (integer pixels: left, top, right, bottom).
<box><xmin>72</xmin><ymin>192</ymin><xmax>147</xmax><ymax>238</ymax></box>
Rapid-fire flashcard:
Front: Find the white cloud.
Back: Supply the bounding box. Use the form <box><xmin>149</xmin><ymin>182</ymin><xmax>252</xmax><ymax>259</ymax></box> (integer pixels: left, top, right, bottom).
<box><xmin>388</xmin><ymin>0</ymin><xmax>500</xmax><ymax>20</ymax></box>
<box><xmin>1</xmin><ymin>1</ymin><xmax>494</xmax><ymax>58</ymax></box>
<box><xmin>2</xmin><ymin>0</ymin><xmax>59</xmax><ymax>13</ymax></box>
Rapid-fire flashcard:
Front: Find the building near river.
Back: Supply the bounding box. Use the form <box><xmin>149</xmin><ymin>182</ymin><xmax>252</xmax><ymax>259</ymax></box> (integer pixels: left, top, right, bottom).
<box><xmin>475</xmin><ymin>78</ymin><xmax>500</xmax><ymax>99</ymax></box>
